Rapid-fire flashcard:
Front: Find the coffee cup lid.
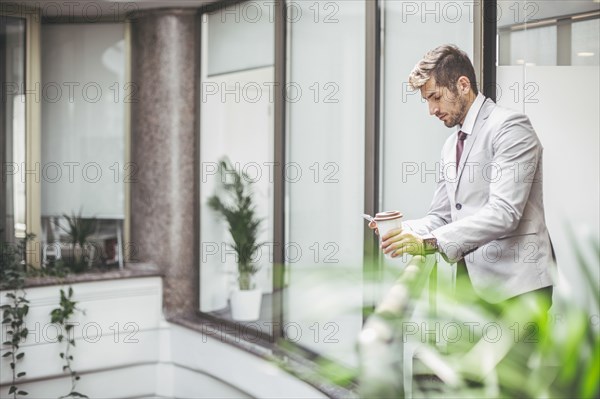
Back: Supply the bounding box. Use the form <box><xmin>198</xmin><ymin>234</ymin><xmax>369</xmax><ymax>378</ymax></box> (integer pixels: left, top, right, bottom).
<box><xmin>373</xmin><ymin>211</ymin><xmax>403</xmax><ymax>221</ymax></box>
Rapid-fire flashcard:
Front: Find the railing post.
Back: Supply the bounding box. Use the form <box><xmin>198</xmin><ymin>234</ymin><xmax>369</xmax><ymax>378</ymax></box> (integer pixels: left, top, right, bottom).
<box><xmin>358</xmin><ymin>255</ymin><xmax>436</xmax><ymax>398</ymax></box>
<box><xmin>428</xmin><ymin>258</ymin><xmax>438</xmax><ymax>344</ymax></box>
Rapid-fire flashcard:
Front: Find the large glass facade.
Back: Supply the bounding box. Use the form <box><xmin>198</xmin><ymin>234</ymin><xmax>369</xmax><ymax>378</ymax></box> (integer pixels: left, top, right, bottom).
<box><xmin>1</xmin><ymin>0</ymin><xmax>598</xmax><ymax>394</ymax></box>
<box><xmin>198</xmin><ymin>0</ymin><xmax>483</xmax><ymax>363</ymax></box>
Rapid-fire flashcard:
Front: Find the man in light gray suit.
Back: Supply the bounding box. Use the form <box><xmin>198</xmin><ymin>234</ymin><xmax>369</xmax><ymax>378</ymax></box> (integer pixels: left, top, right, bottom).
<box><xmin>374</xmin><ymin>44</ymin><xmax>555</xmax><ymax>307</ymax></box>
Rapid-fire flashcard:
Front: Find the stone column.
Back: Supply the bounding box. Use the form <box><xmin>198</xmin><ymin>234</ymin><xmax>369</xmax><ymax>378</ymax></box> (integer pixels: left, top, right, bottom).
<box><xmin>129</xmin><ymin>9</ymin><xmax>198</xmax><ymax>318</ymax></box>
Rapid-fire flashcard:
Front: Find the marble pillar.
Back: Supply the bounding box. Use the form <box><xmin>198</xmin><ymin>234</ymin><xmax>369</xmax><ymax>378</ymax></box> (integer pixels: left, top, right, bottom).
<box><xmin>130</xmin><ymin>9</ymin><xmax>198</xmax><ymax>318</ymax></box>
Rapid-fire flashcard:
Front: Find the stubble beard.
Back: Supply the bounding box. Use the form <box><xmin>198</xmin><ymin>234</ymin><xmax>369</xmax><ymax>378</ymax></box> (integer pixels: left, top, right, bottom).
<box><xmin>445</xmin><ymin>95</ymin><xmax>469</xmax><ymax>128</ymax></box>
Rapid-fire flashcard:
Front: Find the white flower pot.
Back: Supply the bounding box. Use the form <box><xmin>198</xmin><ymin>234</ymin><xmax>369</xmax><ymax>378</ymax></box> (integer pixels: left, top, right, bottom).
<box><xmin>230</xmin><ymin>288</ymin><xmax>262</xmax><ymax>321</ymax></box>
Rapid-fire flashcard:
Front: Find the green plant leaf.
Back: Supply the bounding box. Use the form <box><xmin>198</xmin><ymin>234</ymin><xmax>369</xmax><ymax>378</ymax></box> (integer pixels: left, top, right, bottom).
<box><xmin>17</xmin><ymin>371</ymin><xmax>26</xmax><ymax>377</ymax></box>
<box><xmin>2</xmin><ymin>351</ymin><xmax>12</xmax><ymax>357</ymax></box>
<box><xmin>580</xmin><ymin>337</ymin><xmax>600</xmax><ymax>398</ymax></box>
<box><xmin>8</xmin><ymin>385</ymin><xmax>16</xmax><ymax>394</ymax></box>
<box><xmin>16</xmin><ymin>352</ymin><xmax>24</xmax><ymax>359</ymax></box>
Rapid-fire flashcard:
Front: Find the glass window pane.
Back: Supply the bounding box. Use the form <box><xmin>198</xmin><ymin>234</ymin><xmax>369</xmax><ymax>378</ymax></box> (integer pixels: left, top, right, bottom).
<box><xmin>509</xmin><ymin>26</ymin><xmax>557</xmax><ymax>66</ymax></box>
<box><xmin>199</xmin><ymin>4</ymin><xmax>275</xmax><ymax>335</ymax></box>
<box><xmin>41</xmin><ymin>23</ymin><xmax>126</xmax><ymax>218</ymax></box>
<box><xmin>284</xmin><ymin>0</ymin><xmax>365</xmax><ymax>365</ymax></box>
<box><xmin>207</xmin><ymin>5</ymin><xmax>275</xmax><ymax>76</ymax></box>
<box><xmin>40</xmin><ymin>23</ymin><xmax>126</xmax><ymax>269</ymax></box>
<box><xmin>572</xmin><ymin>19</ymin><xmax>600</xmax><ymax>66</ymax></box>
<box><xmin>382</xmin><ymin>0</ymin><xmax>474</xmax><ymax>216</ymax></box>
<box><xmin>1</xmin><ymin>17</ymin><xmax>26</xmax><ymax>242</ymax></box>
<box><xmin>381</xmin><ymin>0</ymin><xmax>474</xmax><ymax>308</ymax></box>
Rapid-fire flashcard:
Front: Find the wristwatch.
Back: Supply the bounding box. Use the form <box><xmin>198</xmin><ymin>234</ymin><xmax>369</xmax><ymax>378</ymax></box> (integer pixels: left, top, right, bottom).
<box><xmin>422</xmin><ymin>234</ymin><xmax>439</xmax><ymax>255</ymax></box>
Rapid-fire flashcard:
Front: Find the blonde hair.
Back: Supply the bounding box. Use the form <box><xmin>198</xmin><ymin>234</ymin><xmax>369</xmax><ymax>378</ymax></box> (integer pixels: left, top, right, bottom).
<box><xmin>408</xmin><ymin>44</ymin><xmax>478</xmax><ymax>94</ymax></box>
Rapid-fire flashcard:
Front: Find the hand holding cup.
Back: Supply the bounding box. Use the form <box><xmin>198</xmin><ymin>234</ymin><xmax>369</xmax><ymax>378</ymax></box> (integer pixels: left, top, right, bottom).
<box><xmin>365</xmin><ymin>211</ymin><xmax>404</xmax><ymax>257</ymax></box>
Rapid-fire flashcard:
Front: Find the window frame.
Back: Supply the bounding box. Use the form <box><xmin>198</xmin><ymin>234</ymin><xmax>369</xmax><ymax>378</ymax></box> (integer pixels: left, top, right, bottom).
<box><xmin>196</xmin><ymin>0</ymin><xmax>285</xmax><ymax>345</ymax></box>
<box><xmin>0</xmin><ymin>6</ymin><xmax>42</xmax><ymax>267</ymax></box>
<box><xmin>2</xmin><ymin>5</ymin><xmax>135</xmax><ymax>269</ymax></box>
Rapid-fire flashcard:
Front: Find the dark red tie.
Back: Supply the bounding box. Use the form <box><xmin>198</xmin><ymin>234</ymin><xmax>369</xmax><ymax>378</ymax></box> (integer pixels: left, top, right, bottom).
<box><xmin>456</xmin><ymin>131</ymin><xmax>468</xmax><ymax>171</ymax></box>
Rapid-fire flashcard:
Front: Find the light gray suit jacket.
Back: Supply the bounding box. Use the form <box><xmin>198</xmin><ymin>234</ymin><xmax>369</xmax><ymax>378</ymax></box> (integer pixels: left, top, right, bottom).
<box><xmin>405</xmin><ymin>98</ymin><xmax>555</xmax><ymax>303</ymax></box>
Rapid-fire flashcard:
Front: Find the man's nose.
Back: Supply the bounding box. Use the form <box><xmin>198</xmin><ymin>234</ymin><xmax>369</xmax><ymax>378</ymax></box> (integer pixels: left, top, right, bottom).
<box><xmin>429</xmin><ymin>103</ymin><xmax>438</xmax><ymax>116</ymax></box>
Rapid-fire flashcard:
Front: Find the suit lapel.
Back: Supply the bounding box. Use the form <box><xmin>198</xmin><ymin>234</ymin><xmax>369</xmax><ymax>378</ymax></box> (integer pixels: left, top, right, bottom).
<box><xmin>455</xmin><ymin>99</ymin><xmax>495</xmax><ymax>191</ymax></box>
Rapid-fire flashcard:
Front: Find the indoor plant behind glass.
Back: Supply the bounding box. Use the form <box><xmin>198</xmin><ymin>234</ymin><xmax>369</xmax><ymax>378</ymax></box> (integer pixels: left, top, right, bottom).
<box><xmin>208</xmin><ymin>158</ymin><xmax>264</xmax><ymax>321</ymax></box>
<box><xmin>55</xmin><ymin>211</ymin><xmax>97</xmax><ymax>273</ymax></box>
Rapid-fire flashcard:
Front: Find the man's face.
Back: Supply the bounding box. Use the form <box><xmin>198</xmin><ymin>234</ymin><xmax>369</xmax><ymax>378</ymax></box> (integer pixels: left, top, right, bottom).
<box><xmin>420</xmin><ymin>76</ymin><xmax>469</xmax><ymax>128</ymax></box>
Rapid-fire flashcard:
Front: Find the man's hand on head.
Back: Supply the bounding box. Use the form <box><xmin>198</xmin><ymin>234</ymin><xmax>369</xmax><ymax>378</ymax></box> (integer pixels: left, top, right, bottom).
<box><xmin>381</xmin><ymin>229</ymin><xmax>425</xmax><ymax>257</ymax></box>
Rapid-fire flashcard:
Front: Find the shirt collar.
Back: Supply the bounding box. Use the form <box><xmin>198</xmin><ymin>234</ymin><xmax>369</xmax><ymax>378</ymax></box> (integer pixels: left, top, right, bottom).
<box><xmin>458</xmin><ymin>93</ymin><xmax>486</xmax><ymax>135</ymax></box>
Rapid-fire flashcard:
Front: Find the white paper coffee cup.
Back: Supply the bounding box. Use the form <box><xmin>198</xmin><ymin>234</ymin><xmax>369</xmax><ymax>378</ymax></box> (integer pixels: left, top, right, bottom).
<box><xmin>374</xmin><ymin>211</ymin><xmax>403</xmax><ymax>257</ymax></box>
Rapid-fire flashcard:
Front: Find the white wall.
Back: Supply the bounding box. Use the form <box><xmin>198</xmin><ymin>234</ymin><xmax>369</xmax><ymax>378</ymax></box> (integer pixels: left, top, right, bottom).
<box><xmin>0</xmin><ymin>277</ymin><xmax>326</xmax><ymax>399</ymax></box>
<box><xmin>0</xmin><ymin>277</ymin><xmax>163</xmax><ymax>398</ymax></box>
<box><xmin>164</xmin><ymin>324</ymin><xmax>327</xmax><ymax>399</ymax></box>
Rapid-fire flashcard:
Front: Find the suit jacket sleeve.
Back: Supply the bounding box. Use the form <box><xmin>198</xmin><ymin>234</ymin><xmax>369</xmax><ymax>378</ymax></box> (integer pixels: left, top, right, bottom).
<box><xmin>431</xmin><ymin>113</ymin><xmax>541</xmax><ymax>263</ymax></box>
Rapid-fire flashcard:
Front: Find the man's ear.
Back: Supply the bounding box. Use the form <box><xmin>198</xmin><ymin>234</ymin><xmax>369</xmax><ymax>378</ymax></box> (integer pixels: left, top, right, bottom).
<box><xmin>457</xmin><ymin>76</ymin><xmax>471</xmax><ymax>94</ymax></box>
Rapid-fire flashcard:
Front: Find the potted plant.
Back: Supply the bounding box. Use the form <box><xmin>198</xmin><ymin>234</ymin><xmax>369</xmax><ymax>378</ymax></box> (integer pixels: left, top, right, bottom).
<box><xmin>208</xmin><ymin>158</ymin><xmax>264</xmax><ymax>321</ymax></box>
<box><xmin>55</xmin><ymin>211</ymin><xmax>97</xmax><ymax>273</ymax></box>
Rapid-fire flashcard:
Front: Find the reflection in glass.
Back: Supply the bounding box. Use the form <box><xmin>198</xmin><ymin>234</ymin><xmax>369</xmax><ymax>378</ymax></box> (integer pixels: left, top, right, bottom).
<box><xmin>1</xmin><ymin>17</ymin><xmax>26</xmax><ymax>243</ymax></box>
<box><xmin>199</xmin><ymin>4</ymin><xmax>275</xmax><ymax>335</ymax></box>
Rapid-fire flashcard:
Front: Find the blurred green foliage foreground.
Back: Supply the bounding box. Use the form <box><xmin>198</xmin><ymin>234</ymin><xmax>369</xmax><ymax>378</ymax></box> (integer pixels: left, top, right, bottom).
<box><xmin>275</xmin><ymin>235</ymin><xmax>598</xmax><ymax>399</ymax></box>
<box><xmin>358</xmin><ymin>236</ymin><xmax>599</xmax><ymax>399</ymax></box>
